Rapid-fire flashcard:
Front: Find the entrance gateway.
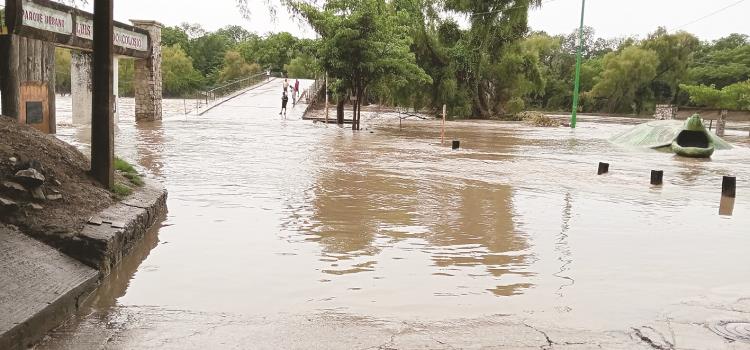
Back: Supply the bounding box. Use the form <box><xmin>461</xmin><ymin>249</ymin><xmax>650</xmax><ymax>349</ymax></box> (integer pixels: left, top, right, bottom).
<box><xmin>0</xmin><ymin>0</ymin><xmax>162</xmax><ymax>134</ymax></box>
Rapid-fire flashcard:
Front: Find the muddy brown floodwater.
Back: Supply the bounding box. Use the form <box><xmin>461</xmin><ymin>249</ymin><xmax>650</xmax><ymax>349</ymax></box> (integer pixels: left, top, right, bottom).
<box><xmin>37</xmin><ymin>80</ymin><xmax>750</xmax><ymax>349</ymax></box>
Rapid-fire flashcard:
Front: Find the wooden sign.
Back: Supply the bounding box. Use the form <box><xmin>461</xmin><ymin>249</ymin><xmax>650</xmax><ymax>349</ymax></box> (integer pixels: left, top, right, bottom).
<box><xmin>4</xmin><ymin>0</ymin><xmax>150</xmax><ymax>58</ymax></box>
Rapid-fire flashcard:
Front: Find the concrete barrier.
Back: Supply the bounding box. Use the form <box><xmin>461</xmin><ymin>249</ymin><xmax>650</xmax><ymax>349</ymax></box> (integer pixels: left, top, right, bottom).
<box><xmin>0</xmin><ymin>179</ymin><xmax>167</xmax><ymax>350</ymax></box>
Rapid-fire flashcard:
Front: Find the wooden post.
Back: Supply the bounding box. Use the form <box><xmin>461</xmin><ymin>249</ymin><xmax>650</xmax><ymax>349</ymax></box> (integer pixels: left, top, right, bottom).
<box><xmin>0</xmin><ymin>35</ymin><xmax>20</xmax><ymax>119</ymax></box>
<box><xmin>452</xmin><ymin>140</ymin><xmax>460</xmax><ymax>150</ymax></box>
<box><xmin>719</xmin><ymin>195</ymin><xmax>735</xmax><ymax>216</ymax></box>
<box><xmin>442</xmin><ymin>104</ymin><xmax>446</xmax><ymax>144</ymax></box>
<box><xmin>650</xmin><ymin>170</ymin><xmax>663</xmax><ymax>185</ymax></box>
<box><xmin>597</xmin><ymin>162</ymin><xmax>609</xmax><ymax>175</ymax></box>
<box><xmin>324</xmin><ymin>72</ymin><xmax>328</xmax><ymax>124</ymax></box>
<box><xmin>722</xmin><ymin>176</ymin><xmax>736</xmax><ymax>198</ymax></box>
<box><xmin>90</xmin><ymin>0</ymin><xmax>114</xmax><ymax>188</ymax></box>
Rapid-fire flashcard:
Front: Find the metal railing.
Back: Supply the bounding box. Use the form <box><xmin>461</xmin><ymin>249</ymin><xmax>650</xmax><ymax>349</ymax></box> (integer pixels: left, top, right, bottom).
<box><xmin>301</xmin><ymin>77</ymin><xmax>325</xmax><ymax>106</ymax></box>
<box><xmin>193</xmin><ymin>70</ymin><xmax>271</xmax><ymax>113</ymax></box>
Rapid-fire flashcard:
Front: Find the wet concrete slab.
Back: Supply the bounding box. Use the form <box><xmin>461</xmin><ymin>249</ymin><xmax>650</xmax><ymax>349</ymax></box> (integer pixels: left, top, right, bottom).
<box><xmin>0</xmin><ymin>224</ymin><xmax>98</xmax><ymax>350</ymax></box>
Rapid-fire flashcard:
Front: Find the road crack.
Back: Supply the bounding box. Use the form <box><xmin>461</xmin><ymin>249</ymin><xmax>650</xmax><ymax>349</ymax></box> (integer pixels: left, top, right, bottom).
<box><xmin>632</xmin><ymin>327</ymin><xmax>675</xmax><ymax>350</ymax></box>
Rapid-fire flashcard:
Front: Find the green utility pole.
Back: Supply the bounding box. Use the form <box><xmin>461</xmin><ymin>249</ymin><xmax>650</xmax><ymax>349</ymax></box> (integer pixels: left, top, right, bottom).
<box><xmin>570</xmin><ymin>0</ymin><xmax>586</xmax><ymax>129</ymax></box>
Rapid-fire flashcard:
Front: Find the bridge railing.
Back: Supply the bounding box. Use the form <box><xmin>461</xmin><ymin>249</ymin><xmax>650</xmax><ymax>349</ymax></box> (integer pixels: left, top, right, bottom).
<box><xmin>191</xmin><ymin>70</ymin><xmax>273</xmax><ymax>114</ymax></box>
<box><xmin>302</xmin><ymin>77</ymin><xmax>325</xmax><ymax>106</ymax></box>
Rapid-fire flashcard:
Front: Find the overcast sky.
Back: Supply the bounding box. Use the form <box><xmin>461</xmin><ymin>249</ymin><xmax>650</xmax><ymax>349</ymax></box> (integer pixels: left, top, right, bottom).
<box><xmin>94</xmin><ymin>0</ymin><xmax>749</xmax><ymax>41</ymax></box>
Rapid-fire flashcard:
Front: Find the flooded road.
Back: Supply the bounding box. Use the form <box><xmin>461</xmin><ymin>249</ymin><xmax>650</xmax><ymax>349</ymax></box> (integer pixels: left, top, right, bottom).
<box><xmin>39</xmin><ymin>79</ymin><xmax>750</xmax><ymax>349</ymax></box>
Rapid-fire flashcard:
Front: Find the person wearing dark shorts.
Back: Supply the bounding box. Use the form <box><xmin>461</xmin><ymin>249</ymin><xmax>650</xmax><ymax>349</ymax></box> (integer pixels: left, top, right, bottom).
<box><xmin>280</xmin><ymin>91</ymin><xmax>289</xmax><ymax>117</ymax></box>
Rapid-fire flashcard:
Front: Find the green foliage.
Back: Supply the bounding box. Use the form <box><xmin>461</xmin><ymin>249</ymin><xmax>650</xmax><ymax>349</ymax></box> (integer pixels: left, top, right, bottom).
<box><xmin>188</xmin><ymin>32</ymin><xmax>231</xmax><ymax>81</ymax></box>
<box><xmin>591</xmin><ymin>46</ymin><xmax>659</xmax><ymax>113</ymax></box>
<box><xmin>680</xmin><ymin>80</ymin><xmax>750</xmax><ymax>110</ymax></box>
<box><xmin>114</xmin><ymin>157</ymin><xmax>137</xmax><ymax>174</ymax></box>
<box><xmin>641</xmin><ymin>28</ymin><xmax>699</xmax><ymax>103</ymax></box>
<box><xmin>118</xmin><ymin>59</ymin><xmax>135</xmax><ymax>97</ymax></box>
<box><xmin>54</xmin><ymin>48</ymin><xmax>71</xmax><ymax>95</ymax></box>
<box><xmin>284</xmin><ymin>55</ymin><xmax>318</xmax><ymax>79</ymax></box>
<box><xmin>688</xmin><ymin>35</ymin><xmax>750</xmax><ymax>89</ymax></box>
<box><xmin>111</xmin><ymin>183</ymin><xmax>133</xmax><ymax>198</ymax></box>
<box><xmin>293</xmin><ymin>0</ymin><xmax>431</xmax><ymax>127</ymax></box>
<box><xmin>162</xmin><ymin>45</ymin><xmax>204</xmax><ymax>96</ymax></box>
<box><xmin>218</xmin><ymin>50</ymin><xmax>261</xmax><ymax>83</ymax></box>
<box><xmin>238</xmin><ymin>32</ymin><xmax>303</xmax><ymax>72</ymax></box>
<box><xmin>162</xmin><ymin>26</ymin><xmax>190</xmax><ymax>49</ymax></box>
<box><xmin>114</xmin><ymin>158</ymin><xmax>144</xmax><ymax>187</ymax></box>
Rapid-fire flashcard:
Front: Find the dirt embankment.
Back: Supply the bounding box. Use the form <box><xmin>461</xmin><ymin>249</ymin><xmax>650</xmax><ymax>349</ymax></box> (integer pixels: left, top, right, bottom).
<box><xmin>0</xmin><ymin>116</ymin><xmax>118</xmax><ymax>240</ymax></box>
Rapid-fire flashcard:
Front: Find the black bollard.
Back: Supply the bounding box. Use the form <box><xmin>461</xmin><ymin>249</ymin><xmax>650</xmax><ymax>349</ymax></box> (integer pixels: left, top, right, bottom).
<box><xmin>722</xmin><ymin>176</ymin><xmax>736</xmax><ymax>198</ymax></box>
<box><xmin>452</xmin><ymin>140</ymin><xmax>460</xmax><ymax>150</ymax></box>
<box><xmin>651</xmin><ymin>170</ymin><xmax>664</xmax><ymax>185</ymax></box>
<box><xmin>597</xmin><ymin>162</ymin><xmax>609</xmax><ymax>175</ymax></box>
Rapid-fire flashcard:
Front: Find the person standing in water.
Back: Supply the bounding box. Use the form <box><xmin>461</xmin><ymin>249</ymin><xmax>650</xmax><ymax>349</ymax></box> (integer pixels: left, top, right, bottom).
<box><xmin>294</xmin><ymin>79</ymin><xmax>300</xmax><ymax>99</ymax></box>
<box><xmin>283</xmin><ymin>78</ymin><xmax>289</xmax><ymax>93</ymax></box>
<box><xmin>292</xmin><ymin>84</ymin><xmax>297</xmax><ymax>106</ymax></box>
<box><xmin>280</xmin><ymin>91</ymin><xmax>289</xmax><ymax>117</ymax></box>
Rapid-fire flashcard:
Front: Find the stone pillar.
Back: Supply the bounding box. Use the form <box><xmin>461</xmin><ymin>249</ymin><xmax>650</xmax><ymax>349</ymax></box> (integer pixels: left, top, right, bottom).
<box><xmin>131</xmin><ymin>20</ymin><xmax>163</xmax><ymax>121</ymax></box>
<box><xmin>71</xmin><ymin>51</ymin><xmax>92</xmax><ymax>125</ymax></box>
<box><xmin>72</xmin><ymin>52</ymin><xmax>119</xmax><ymax>125</ymax></box>
<box><xmin>113</xmin><ymin>56</ymin><xmax>119</xmax><ymax>123</ymax></box>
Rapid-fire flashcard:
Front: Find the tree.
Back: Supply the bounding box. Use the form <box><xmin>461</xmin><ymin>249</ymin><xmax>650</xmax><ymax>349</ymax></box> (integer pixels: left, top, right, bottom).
<box><xmin>187</xmin><ymin>32</ymin><xmax>231</xmax><ymax>82</ymax></box>
<box><xmin>54</xmin><ymin>48</ymin><xmax>71</xmax><ymax>95</ymax></box>
<box><xmin>162</xmin><ymin>26</ymin><xmax>190</xmax><ymax>50</ymax></box>
<box><xmin>680</xmin><ymin>80</ymin><xmax>750</xmax><ymax>111</ymax></box>
<box><xmin>119</xmin><ymin>59</ymin><xmax>135</xmax><ymax>97</ymax></box>
<box><xmin>641</xmin><ymin>27</ymin><xmax>699</xmax><ymax>104</ymax></box>
<box><xmin>216</xmin><ymin>25</ymin><xmax>254</xmax><ymax>45</ymax></box>
<box><xmin>218</xmin><ymin>50</ymin><xmax>261</xmax><ymax>82</ymax></box>
<box><xmin>284</xmin><ymin>55</ymin><xmax>318</xmax><ymax>79</ymax></box>
<box><xmin>688</xmin><ymin>33</ymin><xmax>750</xmax><ymax>89</ymax></box>
<box><xmin>162</xmin><ymin>45</ymin><xmax>204</xmax><ymax>96</ymax></box>
<box><xmin>590</xmin><ymin>46</ymin><xmax>659</xmax><ymax>114</ymax></box>
<box><xmin>437</xmin><ymin>0</ymin><xmax>543</xmax><ymax>117</ymax></box>
<box><xmin>292</xmin><ymin>0</ymin><xmax>431</xmax><ymax>129</ymax></box>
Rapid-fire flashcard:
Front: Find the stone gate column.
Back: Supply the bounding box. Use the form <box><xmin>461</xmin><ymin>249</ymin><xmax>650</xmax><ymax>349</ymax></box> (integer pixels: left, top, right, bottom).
<box><xmin>131</xmin><ymin>20</ymin><xmax>163</xmax><ymax>121</ymax></box>
<box><xmin>71</xmin><ymin>51</ymin><xmax>92</xmax><ymax>125</ymax></box>
<box><xmin>113</xmin><ymin>56</ymin><xmax>119</xmax><ymax>123</ymax></box>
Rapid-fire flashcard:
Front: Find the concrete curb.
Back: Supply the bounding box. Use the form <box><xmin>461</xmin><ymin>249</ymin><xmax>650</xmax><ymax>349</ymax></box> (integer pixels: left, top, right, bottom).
<box><xmin>0</xmin><ymin>179</ymin><xmax>167</xmax><ymax>350</ymax></box>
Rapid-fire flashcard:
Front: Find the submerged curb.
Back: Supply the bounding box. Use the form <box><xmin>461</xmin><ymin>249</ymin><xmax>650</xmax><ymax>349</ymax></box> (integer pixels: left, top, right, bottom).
<box><xmin>0</xmin><ymin>179</ymin><xmax>167</xmax><ymax>350</ymax></box>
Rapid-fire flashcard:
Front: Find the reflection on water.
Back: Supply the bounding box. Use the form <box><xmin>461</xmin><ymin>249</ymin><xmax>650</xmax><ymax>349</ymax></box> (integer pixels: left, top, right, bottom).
<box><xmin>43</xmin><ymin>82</ymin><xmax>750</xmax><ymax>346</ymax></box>
<box><xmin>719</xmin><ymin>195</ymin><xmax>736</xmax><ymax>216</ymax></box>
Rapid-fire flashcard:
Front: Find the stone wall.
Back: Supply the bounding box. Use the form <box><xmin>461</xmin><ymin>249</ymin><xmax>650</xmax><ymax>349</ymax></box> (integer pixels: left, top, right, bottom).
<box><xmin>654</xmin><ymin>104</ymin><xmax>676</xmax><ymax>120</ymax></box>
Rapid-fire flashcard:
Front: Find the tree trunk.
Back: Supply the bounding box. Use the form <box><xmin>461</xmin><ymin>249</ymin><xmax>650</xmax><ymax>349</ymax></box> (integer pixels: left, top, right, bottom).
<box><xmin>351</xmin><ymin>93</ymin><xmax>358</xmax><ymax>131</ymax></box>
<box><xmin>356</xmin><ymin>88</ymin><xmax>364</xmax><ymax>130</ymax></box>
<box><xmin>337</xmin><ymin>97</ymin><xmax>345</xmax><ymax>124</ymax></box>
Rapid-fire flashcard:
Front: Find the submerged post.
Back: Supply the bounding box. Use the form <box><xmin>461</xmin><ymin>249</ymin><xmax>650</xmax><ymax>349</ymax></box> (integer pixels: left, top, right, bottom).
<box><xmin>570</xmin><ymin>0</ymin><xmax>586</xmax><ymax>129</ymax></box>
<box><xmin>651</xmin><ymin>170</ymin><xmax>663</xmax><ymax>185</ymax></box>
<box><xmin>91</xmin><ymin>0</ymin><xmax>114</xmax><ymax>188</ymax></box>
<box><xmin>597</xmin><ymin>162</ymin><xmax>609</xmax><ymax>175</ymax></box>
<box><xmin>324</xmin><ymin>72</ymin><xmax>329</xmax><ymax>124</ymax></box>
<box><xmin>722</xmin><ymin>176</ymin><xmax>736</xmax><ymax>198</ymax></box>
<box><xmin>442</xmin><ymin>104</ymin><xmax>446</xmax><ymax>144</ymax></box>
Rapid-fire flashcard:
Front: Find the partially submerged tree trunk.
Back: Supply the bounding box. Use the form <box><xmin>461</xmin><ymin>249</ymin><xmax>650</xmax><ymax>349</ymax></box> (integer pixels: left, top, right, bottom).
<box><xmin>336</xmin><ymin>98</ymin><xmax>345</xmax><ymax>124</ymax></box>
